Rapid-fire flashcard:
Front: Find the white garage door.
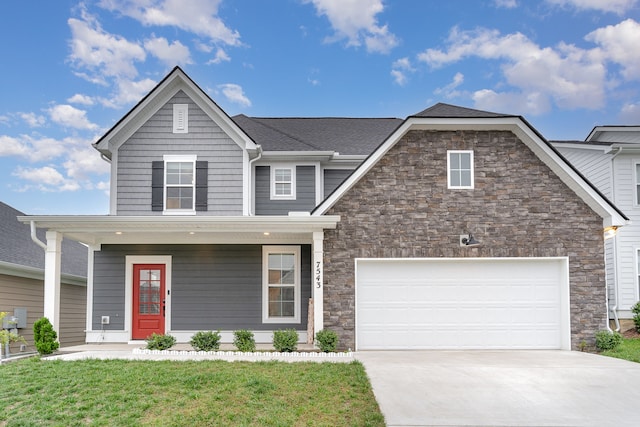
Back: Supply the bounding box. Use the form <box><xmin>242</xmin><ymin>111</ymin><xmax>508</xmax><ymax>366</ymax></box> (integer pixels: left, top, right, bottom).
<box><xmin>356</xmin><ymin>258</ymin><xmax>570</xmax><ymax>350</ymax></box>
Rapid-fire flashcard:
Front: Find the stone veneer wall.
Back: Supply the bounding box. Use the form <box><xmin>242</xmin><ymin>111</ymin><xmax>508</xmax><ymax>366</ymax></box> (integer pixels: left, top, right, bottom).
<box><xmin>323</xmin><ymin>130</ymin><xmax>606</xmax><ymax>350</ymax></box>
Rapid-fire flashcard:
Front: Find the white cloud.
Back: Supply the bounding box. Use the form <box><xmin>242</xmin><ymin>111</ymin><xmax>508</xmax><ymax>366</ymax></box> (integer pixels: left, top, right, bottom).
<box><xmin>217</xmin><ymin>83</ymin><xmax>251</xmax><ymax>107</ymax></box>
<box><xmin>391</xmin><ymin>57</ymin><xmax>416</xmax><ymax>86</ymax></box>
<box><xmin>48</xmin><ymin>104</ymin><xmax>99</xmax><ymax>130</ymax></box>
<box><xmin>68</xmin><ymin>94</ymin><xmax>95</xmax><ymax>106</ymax></box>
<box><xmin>546</xmin><ymin>0</ymin><xmax>638</xmax><ymax>14</ymax></box>
<box><xmin>207</xmin><ymin>48</ymin><xmax>231</xmax><ymax>65</ymax></box>
<box><xmin>306</xmin><ymin>0</ymin><xmax>399</xmax><ymax>53</ymax></box>
<box><xmin>144</xmin><ymin>36</ymin><xmax>192</xmax><ymax>66</ymax></box>
<box><xmin>63</xmin><ymin>146</ymin><xmax>111</xmax><ymax>181</ymax></box>
<box><xmin>434</xmin><ymin>72</ymin><xmax>465</xmax><ymax>98</ymax></box>
<box><xmin>0</xmin><ymin>134</ymin><xmax>72</xmax><ymax>162</ymax></box>
<box><xmin>586</xmin><ymin>19</ymin><xmax>640</xmax><ymax>81</ymax></box>
<box><xmin>494</xmin><ymin>0</ymin><xmax>518</xmax><ymax>8</ymax></box>
<box><xmin>68</xmin><ymin>5</ymin><xmax>146</xmax><ymax>81</ymax></box>
<box><xmin>13</xmin><ymin>166</ymin><xmax>81</xmax><ymax>192</ymax></box>
<box><xmin>417</xmin><ymin>26</ymin><xmax>609</xmax><ymax>114</ymax></box>
<box><xmin>473</xmin><ymin>89</ymin><xmax>551</xmax><ymax>115</ymax></box>
<box><xmin>19</xmin><ymin>112</ymin><xmax>46</xmax><ymax>127</ymax></box>
<box><xmin>98</xmin><ymin>0</ymin><xmax>241</xmax><ymax>46</ymax></box>
<box><xmin>620</xmin><ymin>102</ymin><xmax>640</xmax><ymax>122</ymax></box>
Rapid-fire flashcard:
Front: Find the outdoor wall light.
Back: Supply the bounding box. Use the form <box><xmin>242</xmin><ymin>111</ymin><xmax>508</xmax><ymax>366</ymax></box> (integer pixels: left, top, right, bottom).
<box><xmin>603</xmin><ymin>226</ymin><xmax>618</xmax><ymax>240</ymax></box>
<box><xmin>460</xmin><ymin>233</ymin><xmax>481</xmax><ymax>247</ymax></box>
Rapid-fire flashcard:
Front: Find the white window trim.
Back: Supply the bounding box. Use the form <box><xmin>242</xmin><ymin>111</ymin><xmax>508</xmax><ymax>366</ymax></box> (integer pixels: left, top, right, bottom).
<box><xmin>447</xmin><ymin>150</ymin><xmax>474</xmax><ymax>189</ymax></box>
<box><xmin>173</xmin><ymin>104</ymin><xmax>188</xmax><ymax>134</ymax></box>
<box><xmin>163</xmin><ymin>154</ymin><xmax>197</xmax><ymax>215</ymax></box>
<box><xmin>270</xmin><ymin>165</ymin><xmax>296</xmax><ymax>200</ymax></box>
<box><xmin>262</xmin><ymin>246</ymin><xmax>301</xmax><ymax>324</ymax></box>
<box><xmin>634</xmin><ymin>161</ymin><xmax>640</xmax><ymax>207</ymax></box>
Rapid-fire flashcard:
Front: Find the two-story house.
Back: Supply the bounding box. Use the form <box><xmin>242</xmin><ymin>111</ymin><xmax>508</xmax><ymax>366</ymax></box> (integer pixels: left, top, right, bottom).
<box><xmin>553</xmin><ymin>127</ymin><xmax>640</xmax><ymax>330</ymax></box>
<box><xmin>21</xmin><ymin>67</ymin><xmax>627</xmax><ymax>350</ymax></box>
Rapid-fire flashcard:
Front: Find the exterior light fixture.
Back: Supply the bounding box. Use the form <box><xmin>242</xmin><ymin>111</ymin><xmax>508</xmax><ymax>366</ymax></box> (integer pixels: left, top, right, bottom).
<box><xmin>115</xmin><ymin>231</ymin><xmax>123</xmax><ymax>235</ymax></box>
<box><xmin>263</xmin><ymin>232</ymin><xmax>270</xmax><ymax>236</ymax></box>
<box><xmin>460</xmin><ymin>233</ymin><xmax>480</xmax><ymax>247</ymax></box>
<box><xmin>603</xmin><ymin>226</ymin><xmax>618</xmax><ymax>240</ymax></box>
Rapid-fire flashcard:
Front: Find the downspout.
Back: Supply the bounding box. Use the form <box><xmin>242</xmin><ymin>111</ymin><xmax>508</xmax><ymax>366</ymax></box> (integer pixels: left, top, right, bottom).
<box><xmin>30</xmin><ymin>221</ymin><xmax>47</xmax><ymax>251</ymax></box>
<box><xmin>609</xmin><ymin>146</ymin><xmax>623</xmax><ymax>332</ymax></box>
<box><xmin>247</xmin><ymin>145</ymin><xmax>263</xmax><ymax>216</ymax></box>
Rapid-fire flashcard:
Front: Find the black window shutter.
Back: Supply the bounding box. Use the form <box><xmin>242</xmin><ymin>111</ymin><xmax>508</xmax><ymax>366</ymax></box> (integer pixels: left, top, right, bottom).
<box><xmin>151</xmin><ymin>161</ymin><xmax>164</xmax><ymax>211</ymax></box>
<box><xmin>195</xmin><ymin>161</ymin><xmax>208</xmax><ymax>211</ymax></box>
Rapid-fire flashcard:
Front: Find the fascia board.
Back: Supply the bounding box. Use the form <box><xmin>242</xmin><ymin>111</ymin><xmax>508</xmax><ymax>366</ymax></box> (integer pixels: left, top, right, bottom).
<box><xmin>550</xmin><ymin>142</ymin><xmax>609</xmax><ymax>152</ymax></box>
<box><xmin>587</xmin><ymin>126</ymin><xmax>640</xmax><ymax>142</ymax></box>
<box><xmin>259</xmin><ymin>151</ymin><xmax>336</xmax><ymax>162</ymax></box>
<box><xmin>313</xmin><ymin>116</ymin><xmax>628</xmax><ymax>227</ymax></box>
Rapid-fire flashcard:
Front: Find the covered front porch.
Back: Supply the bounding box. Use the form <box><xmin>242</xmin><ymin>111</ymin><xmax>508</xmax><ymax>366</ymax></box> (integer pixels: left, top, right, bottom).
<box><xmin>18</xmin><ymin>214</ymin><xmax>339</xmax><ymax>345</ymax></box>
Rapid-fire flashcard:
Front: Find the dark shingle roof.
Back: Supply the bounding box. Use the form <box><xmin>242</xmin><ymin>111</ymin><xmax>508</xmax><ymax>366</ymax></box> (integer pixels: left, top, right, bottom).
<box><xmin>412</xmin><ymin>103</ymin><xmax>515</xmax><ymax>119</ymax></box>
<box><xmin>232</xmin><ymin>115</ymin><xmax>403</xmax><ymax>155</ymax></box>
<box><xmin>0</xmin><ymin>202</ymin><xmax>87</xmax><ymax>278</ymax></box>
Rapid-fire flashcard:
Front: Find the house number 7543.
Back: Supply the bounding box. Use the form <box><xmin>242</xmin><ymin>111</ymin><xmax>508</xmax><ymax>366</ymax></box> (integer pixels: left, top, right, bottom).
<box><xmin>315</xmin><ymin>261</ymin><xmax>322</xmax><ymax>288</ymax></box>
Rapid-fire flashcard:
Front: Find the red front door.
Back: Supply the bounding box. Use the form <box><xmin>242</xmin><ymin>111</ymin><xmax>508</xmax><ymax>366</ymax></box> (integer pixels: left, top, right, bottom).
<box><xmin>132</xmin><ymin>264</ymin><xmax>166</xmax><ymax>340</ymax></box>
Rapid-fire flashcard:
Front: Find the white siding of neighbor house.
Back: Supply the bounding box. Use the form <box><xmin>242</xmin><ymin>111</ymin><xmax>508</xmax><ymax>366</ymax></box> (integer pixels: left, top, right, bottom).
<box><xmin>116</xmin><ymin>90</ymin><xmax>244</xmax><ymax>215</ymax></box>
<box><xmin>611</xmin><ymin>154</ymin><xmax>640</xmax><ymax>314</ymax></box>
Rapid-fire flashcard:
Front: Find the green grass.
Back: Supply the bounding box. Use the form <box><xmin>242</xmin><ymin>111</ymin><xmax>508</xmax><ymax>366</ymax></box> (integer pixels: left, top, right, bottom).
<box><xmin>601</xmin><ymin>338</ymin><xmax>640</xmax><ymax>363</ymax></box>
<box><xmin>0</xmin><ymin>358</ymin><xmax>385</xmax><ymax>426</ymax></box>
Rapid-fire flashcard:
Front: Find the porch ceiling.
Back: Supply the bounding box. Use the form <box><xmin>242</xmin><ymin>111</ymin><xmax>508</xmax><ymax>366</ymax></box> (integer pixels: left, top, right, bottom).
<box><xmin>18</xmin><ymin>215</ymin><xmax>340</xmax><ymax>246</ymax></box>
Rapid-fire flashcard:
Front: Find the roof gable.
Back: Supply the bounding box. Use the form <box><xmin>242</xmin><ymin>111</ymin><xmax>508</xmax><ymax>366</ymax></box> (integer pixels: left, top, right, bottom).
<box><xmin>93</xmin><ymin>66</ymin><xmax>258</xmax><ymax>159</ymax></box>
<box><xmin>313</xmin><ymin>106</ymin><xmax>628</xmax><ymax>228</ymax></box>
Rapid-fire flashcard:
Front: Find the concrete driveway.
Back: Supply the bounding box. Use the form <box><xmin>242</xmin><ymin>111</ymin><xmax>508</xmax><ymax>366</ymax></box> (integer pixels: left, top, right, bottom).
<box><xmin>356</xmin><ymin>350</ymin><xmax>640</xmax><ymax>427</ymax></box>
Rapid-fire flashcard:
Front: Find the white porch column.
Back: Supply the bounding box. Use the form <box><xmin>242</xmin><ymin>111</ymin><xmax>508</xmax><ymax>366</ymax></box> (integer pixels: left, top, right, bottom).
<box><xmin>44</xmin><ymin>231</ymin><xmax>63</xmax><ymax>336</ymax></box>
<box><xmin>312</xmin><ymin>231</ymin><xmax>324</xmax><ymax>337</ymax></box>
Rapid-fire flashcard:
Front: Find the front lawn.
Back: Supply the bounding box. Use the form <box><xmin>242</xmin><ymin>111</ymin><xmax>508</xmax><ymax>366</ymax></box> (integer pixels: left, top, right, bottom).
<box><xmin>601</xmin><ymin>338</ymin><xmax>640</xmax><ymax>363</ymax></box>
<box><xmin>0</xmin><ymin>358</ymin><xmax>385</xmax><ymax>426</ymax></box>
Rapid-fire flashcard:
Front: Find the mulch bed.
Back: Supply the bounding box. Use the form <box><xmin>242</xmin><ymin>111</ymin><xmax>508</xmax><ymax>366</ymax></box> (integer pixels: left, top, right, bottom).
<box><xmin>621</xmin><ymin>327</ymin><xmax>640</xmax><ymax>339</ymax></box>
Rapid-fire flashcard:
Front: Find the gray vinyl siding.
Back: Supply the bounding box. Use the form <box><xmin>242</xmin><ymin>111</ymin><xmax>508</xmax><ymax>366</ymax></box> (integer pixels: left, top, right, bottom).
<box><xmin>554</xmin><ymin>146</ymin><xmax>612</xmax><ymax>199</ymax></box>
<box><xmin>92</xmin><ymin>244</ymin><xmax>311</xmax><ymax>331</ymax></box>
<box><xmin>323</xmin><ymin>169</ymin><xmax>353</xmax><ymax>198</ymax></box>
<box><xmin>116</xmin><ymin>90</ymin><xmax>244</xmax><ymax>215</ymax></box>
<box><xmin>254</xmin><ymin>166</ymin><xmax>316</xmax><ymax>215</ymax></box>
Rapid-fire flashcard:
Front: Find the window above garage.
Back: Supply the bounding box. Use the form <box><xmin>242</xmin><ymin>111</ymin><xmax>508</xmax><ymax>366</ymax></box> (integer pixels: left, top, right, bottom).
<box><xmin>447</xmin><ymin>150</ymin><xmax>474</xmax><ymax>189</ymax></box>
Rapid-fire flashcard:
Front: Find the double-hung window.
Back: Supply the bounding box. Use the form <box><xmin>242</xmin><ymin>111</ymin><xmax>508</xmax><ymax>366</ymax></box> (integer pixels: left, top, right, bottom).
<box><xmin>263</xmin><ymin>246</ymin><xmax>300</xmax><ymax>323</ymax></box>
<box><xmin>164</xmin><ymin>154</ymin><xmax>196</xmax><ymax>213</ymax></box>
<box><xmin>447</xmin><ymin>150</ymin><xmax>474</xmax><ymax>189</ymax></box>
<box><xmin>635</xmin><ymin>163</ymin><xmax>640</xmax><ymax>205</ymax></box>
<box><xmin>270</xmin><ymin>166</ymin><xmax>296</xmax><ymax>200</ymax></box>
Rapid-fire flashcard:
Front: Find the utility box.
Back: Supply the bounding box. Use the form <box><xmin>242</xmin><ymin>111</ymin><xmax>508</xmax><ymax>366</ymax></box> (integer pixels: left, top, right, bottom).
<box><xmin>13</xmin><ymin>308</ymin><xmax>27</xmax><ymax>329</ymax></box>
<box><xmin>2</xmin><ymin>315</ymin><xmax>17</xmax><ymax>330</ymax></box>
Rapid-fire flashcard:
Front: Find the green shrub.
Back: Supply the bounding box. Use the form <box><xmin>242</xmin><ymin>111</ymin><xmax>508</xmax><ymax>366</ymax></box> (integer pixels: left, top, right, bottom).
<box><xmin>315</xmin><ymin>329</ymin><xmax>339</xmax><ymax>352</ymax></box>
<box><xmin>273</xmin><ymin>329</ymin><xmax>298</xmax><ymax>352</ymax></box>
<box><xmin>233</xmin><ymin>329</ymin><xmax>256</xmax><ymax>352</ymax></box>
<box><xmin>190</xmin><ymin>330</ymin><xmax>222</xmax><ymax>351</ymax></box>
<box><xmin>33</xmin><ymin>317</ymin><xmax>59</xmax><ymax>355</ymax></box>
<box><xmin>632</xmin><ymin>301</ymin><xmax>640</xmax><ymax>333</ymax></box>
<box><xmin>595</xmin><ymin>330</ymin><xmax>623</xmax><ymax>351</ymax></box>
<box><xmin>145</xmin><ymin>333</ymin><xmax>176</xmax><ymax>350</ymax></box>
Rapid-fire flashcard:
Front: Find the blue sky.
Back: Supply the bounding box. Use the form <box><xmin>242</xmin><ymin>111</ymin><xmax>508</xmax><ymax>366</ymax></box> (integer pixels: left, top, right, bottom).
<box><xmin>1</xmin><ymin>0</ymin><xmax>640</xmax><ymax>215</ymax></box>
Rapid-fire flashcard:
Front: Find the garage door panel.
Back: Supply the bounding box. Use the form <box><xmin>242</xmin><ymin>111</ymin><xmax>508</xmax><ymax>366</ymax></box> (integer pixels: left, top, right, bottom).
<box><xmin>356</xmin><ymin>258</ymin><xmax>569</xmax><ymax>350</ymax></box>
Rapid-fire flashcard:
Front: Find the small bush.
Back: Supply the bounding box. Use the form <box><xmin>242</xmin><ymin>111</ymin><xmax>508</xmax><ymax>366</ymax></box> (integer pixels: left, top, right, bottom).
<box><xmin>33</xmin><ymin>317</ymin><xmax>59</xmax><ymax>355</ymax></box>
<box><xmin>233</xmin><ymin>329</ymin><xmax>256</xmax><ymax>352</ymax></box>
<box><xmin>595</xmin><ymin>330</ymin><xmax>623</xmax><ymax>351</ymax></box>
<box><xmin>145</xmin><ymin>333</ymin><xmax>176</xmax><ymax>350</ymax></box>
<box><xmin>273</xmin><ymin>329</ymin><xmax>298</xmax><ymax>352</ymax></box>
<box><xmin>315</xmin><ymin>329</ymin><xmax>339</xmax><ymax>352</ymax></box>
<box><xmin>632</xmin><ymin>301</ymin><xmax>640</xmax><ymax>333</ymax></box>
<box><xmin>190</xmin><ymin>330</ymin><xmax>222</xmax><ymax>351</ymax></box>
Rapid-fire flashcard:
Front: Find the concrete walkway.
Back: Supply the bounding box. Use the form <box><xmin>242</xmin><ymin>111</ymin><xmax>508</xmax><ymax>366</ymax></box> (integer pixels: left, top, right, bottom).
<box><xmin>355</xmin><ymin>350</ymin><xmax>640</xmax><ymax>427</ymax></box>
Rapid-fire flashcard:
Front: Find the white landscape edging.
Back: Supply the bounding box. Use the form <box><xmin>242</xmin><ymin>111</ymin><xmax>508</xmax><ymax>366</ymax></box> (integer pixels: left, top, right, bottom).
<box><xmin>132</xmin><ymin>348</ymin><xmax>353</xmax><ymax>359</ymax></box>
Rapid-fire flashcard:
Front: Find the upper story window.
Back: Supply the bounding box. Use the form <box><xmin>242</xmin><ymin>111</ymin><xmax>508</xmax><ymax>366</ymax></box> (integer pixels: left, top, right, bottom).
<box><xmin>447</xmin><ymin>150</ymin><xmax>474</xmax><ymax>189</ymax></box>
<box><xmin>164</xmin><ymin>155</ymin><xmax>196</xmax><ymax>213</ymax></box>
<box><xmin>173</xmin><ymin>104</ymin><xmax>188</xmax><ymax>133</ymax></box>
<box><xmin>271</xmin><ymin>166</ymin><xmax>296</xmax><ymax>200</ymax></box>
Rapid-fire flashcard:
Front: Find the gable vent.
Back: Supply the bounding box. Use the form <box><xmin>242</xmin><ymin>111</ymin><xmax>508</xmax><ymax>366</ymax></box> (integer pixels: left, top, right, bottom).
<box><xmin>173</xmin><ymin>104</ymin><xmax>188</xmax><ymax>133</ymax></box>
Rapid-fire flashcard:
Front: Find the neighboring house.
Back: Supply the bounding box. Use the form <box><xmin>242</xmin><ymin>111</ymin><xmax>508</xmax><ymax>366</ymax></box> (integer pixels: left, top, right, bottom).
<box><xmin>553</xmin><ymin>127</ymin><xmax>640</xmax><ymax>328</ymax></box>
<box><xmin>1</xmin><ymin>201</ymin><xmax>87</xmax><ymax>350</ymax></box>
<box><xmin>20</xmin><ymin>67</ymin><xmax>627</xmax><ymax>351</ymax></box>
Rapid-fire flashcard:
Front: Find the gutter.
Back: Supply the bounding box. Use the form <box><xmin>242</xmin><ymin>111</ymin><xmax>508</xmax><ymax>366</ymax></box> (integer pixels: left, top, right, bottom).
<box><xmin>247</xmin><ymin>145</ymin><xmax>263</xmax><ymax>215</ymax></box>
<box><xmin>30</xmin><ymin>221</ymin><xmax>47</xmax><ymax>251</ymax></box>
